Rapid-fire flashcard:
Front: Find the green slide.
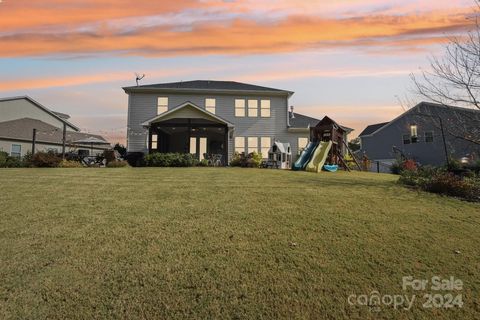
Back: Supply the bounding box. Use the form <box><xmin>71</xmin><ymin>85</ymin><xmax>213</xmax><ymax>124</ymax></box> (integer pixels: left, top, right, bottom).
<box><xmin>305</xmin><ymin>141</ymin><xmax>333</xmax><ymax>173</ymax></box>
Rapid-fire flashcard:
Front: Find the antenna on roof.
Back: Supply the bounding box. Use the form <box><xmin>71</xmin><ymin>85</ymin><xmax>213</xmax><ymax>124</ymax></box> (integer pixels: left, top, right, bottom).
<box><xmin>290</xmin><ymin>106</ymin><xmax>295</xmax><ymax>119</ymax></box>
<box><xmin>135</xmin><ymin>73</ymin><xmax>145</xmax><ymax>86</ymax></box>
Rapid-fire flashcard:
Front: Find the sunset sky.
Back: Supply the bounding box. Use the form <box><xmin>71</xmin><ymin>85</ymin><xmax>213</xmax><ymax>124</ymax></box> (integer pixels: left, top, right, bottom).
<box><xmin>0</xmin><ymin>0</ymin><xmax>476</xmax><ymax>143</ymax></box>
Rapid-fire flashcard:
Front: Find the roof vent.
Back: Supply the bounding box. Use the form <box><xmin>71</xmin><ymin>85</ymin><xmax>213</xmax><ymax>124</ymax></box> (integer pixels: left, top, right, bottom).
<box><xmin>290</xmin><ymin>106</ymin><xmax>295</xmax><ymax>119</ymax></box>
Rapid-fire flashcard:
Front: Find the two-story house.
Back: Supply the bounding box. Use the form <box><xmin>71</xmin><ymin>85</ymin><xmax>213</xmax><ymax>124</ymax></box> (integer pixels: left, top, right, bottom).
<box><xmin>123</xmin><ymin>80</ymin><xmax>329</xmax><ymax>165</ymax></box>
<box><xmin>359</xmin><ymin>101</ymin><xmax>480</xmax><ymax>167</ymax></box>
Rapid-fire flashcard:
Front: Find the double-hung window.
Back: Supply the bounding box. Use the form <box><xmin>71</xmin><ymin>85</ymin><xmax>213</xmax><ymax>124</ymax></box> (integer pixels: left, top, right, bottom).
<box><xmin>11</xmin><ymin>144</ymin><xmax>21</xmax><ymax>157</ymax></box>
<box><xmin>235</xmin><ymin>99</ymin><xmax>245</xmax><ymax>117</ymax></box>
<box><xmin>260</xmin><ymin>137</ymin><xmax>271</xmax><ymax>158</ymax></box>
<box><xmin>206</xmin><ymin>98</ymin><xmax>216</xmax><ymax>114</ymax></box>
<box><xmin>248</xmin><ymin>137</ymin><xmax>258</xmax><ymax>153</ymax></box>
<box><xmin>425</xmin><ymin>131</ymin><xmax>434</xmax><ymax>143</ymax></box>
<box><xmin>248</xmin><ymin>100</ymin><xmax>258</xmax><ymax>117</ymax></box>
<box><xmin>298</xmin><ymin>137</ymin><xmax>309</xmax><ymax>152</ymax></box>
<box><xmin>157</xmin><ymin>97</ymin><xmax>168</xmax><ymax>114</ymax></box>
<box><xmin>151</xmin><ymin>134</ymin><xmax>158</xmax><ymax>150</ymax></box>
<box><xmin>260</xmin><ymin>100</ymin><xmax>270</xmax><ymax>117</ymax></box>
<box><xmin>235</xmin><ymin>137</ymin><xmax>245</xmax><ymax>153</ymax></box>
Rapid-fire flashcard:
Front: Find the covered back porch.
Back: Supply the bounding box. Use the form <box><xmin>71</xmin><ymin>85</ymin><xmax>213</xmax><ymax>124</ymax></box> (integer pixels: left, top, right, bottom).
<box><xmin>143</xmin><ymin>102</ymin><xmax>233</xmax><ymax>165</ymax></box>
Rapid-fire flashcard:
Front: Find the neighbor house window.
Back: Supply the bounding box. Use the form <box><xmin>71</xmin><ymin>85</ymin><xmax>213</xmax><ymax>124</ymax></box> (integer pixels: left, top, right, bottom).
<box><xmin>235</xmin><ymin>137</ymin><xmax>245</xmax><ymax>153</ymax></box>
<box><xmin>157</xmin><ymin>97</ymin><xmax>168</xmax><ymax>114</ymax></box>
<box><xmin>260</xmin><ymin>100</ymin><xmax>270</xmax><ymax>117</ymax></box>
<box><xmin>11</xmin><ymin>144</ymin><xmax>21</xmax><ymax>157</ymax></box>
<box><xmin>425</xmin><ymin>131</ymin><xmax>434</xmax><ymax>143</ymax></box>
<box><xmin>151</xmin><ymin>134</ymin><xmax>158</xmax><ymax>149</ymax></box>
<box><xmin>410</xmin><ymin>125</ymin><xmax>418</xmax><ymax>143</ymax></box>
<box><xmin>248</xmin><ymin>100</ymin><xmax>258</xmax><ymax>117</ymax></box>
<box><xmin>402</xmin><ymin>134</ymin><xmax>411</xmax><ymax>145</ymax></box>
<box><xmin>260</xmin><ymin>137</ymin><xmax>271</xmax><ymax>158</ymax></box>
<box><xmin>235</xmin><ymin>99</ymin><xmax>245</xmax><ymax>117</ymax></box>
<box><xmin>298</xmin><ymin>137</ymin><xmax>309</xmax><ymax>151</ymax></box>
<box><xmin>206</xmin><ymin>98</ymin><xmax>216</xmax><ymax>114</ymax></box>
<box><xmin>248</xmin><ymin>137</ymin><xmax>258</xmax><ymax>153</ymax></box>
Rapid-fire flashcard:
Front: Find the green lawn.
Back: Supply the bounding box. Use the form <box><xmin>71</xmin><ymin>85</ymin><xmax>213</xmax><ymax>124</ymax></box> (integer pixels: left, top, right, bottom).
<box><xmin>0</xmin><ymin>168</ymin><xmax>479</xmax><ymax>319</ymax></box>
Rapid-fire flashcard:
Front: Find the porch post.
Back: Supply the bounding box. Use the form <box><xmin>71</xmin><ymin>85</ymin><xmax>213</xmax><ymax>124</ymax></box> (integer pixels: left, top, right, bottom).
<box><xmin>187</xmin><ymin>118</ymin><xmax>192</xmax><ymax>156</ymax></box>
<box><xmin>224</xmin><ymin>126</ymin><xmax>228</xmax><ymax>166</ymax></box>
<box><xmin>148</xmin><ymin>126</ymin><xmax>152</xmax><ymax>154</ymax></box>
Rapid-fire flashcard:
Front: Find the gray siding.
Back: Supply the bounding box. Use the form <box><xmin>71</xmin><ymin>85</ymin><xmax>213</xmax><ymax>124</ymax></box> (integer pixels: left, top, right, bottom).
<box><xmin>360</xmin><ymin>104</ymin><xmax>480</xmax><ymax>166</ymax></box>
<box><xmin>127</xmin><ymin>91</ymin><xmax>310</xmax><ymax>161</ymax></box>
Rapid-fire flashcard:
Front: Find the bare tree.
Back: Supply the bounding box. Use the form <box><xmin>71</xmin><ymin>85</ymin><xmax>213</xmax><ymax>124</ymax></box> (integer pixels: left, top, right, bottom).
<box><xmin>410</xmin><ymin>1</ymin><xmax>480</xmax><ymax>145</ymax></box>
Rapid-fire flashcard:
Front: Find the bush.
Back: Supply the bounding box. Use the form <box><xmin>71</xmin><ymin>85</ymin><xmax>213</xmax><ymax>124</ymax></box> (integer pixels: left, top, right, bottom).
<box><xmin>145</xmin><ymin>153</ymin><xmax>199</xmax><ymax>167</ymax></box>
<box><xmin>125</xmin><ymin>152</ymin><xmax>145</xmax><ymax>167</ymax></box>
<box><xmin>106</xmin><ymin>160</ymin><xmax>129</xmax><ymax>168</ymax></box>
<box><xmin>58</xmin><ymin>160</ymin><xmax>84</xmax><ymax>168</ymax></box>
<box><xmin>0</xmin><ymin>151</ymin><xmax>25</xmax><ymax>168</ymax></box>
<box><xmin>398</xmin><ymin>166</ymin><xmax>479</xmax><ymax>201</ymax></box>
<box><xmin>31</xmin><ymin>151</ymin><xmax>62</xmax><ymax>168</ymax></box>
<box><xmin>229</xmin><ymin>152</ymin><xmax>262</xmax><ymax>168</ymax></box>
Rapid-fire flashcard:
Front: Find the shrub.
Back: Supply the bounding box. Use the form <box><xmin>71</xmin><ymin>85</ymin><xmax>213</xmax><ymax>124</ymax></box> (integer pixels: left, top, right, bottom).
<box><xmin>398</xmin><ymin>166</ymin><xmax>479</xmax><ymax>201</ymax></box>
<box><xmin>125</xmin><ymin>152</ymin><xmax>145</xmax><ymax>167</ymax></box>
<box><xmin>229</xmin><ymin>152</ymin><xmax>262</xmax><ymax>168</ymax></box>
<box><xmin>0</xmin><ymin>151</ymin><xmax>25</xmax><ymax>168</ymax></box>
<box><xmin>59</xmin><ymin>160</ymin><xmax>84</xmax><ymax>168</ymax></box>
<box><xmin>31</xmin><ymin>151</ymin><xmax>62</xmax><ymax>168</ymax></box>
<box><xmin>103</xmin><ymin>150</ymin><xmax>116</xmax><ymax>164</ymax></box>
<box><xmin>106</xmin><ymin>160</ymin><xmax>129</xmax><ymax>168</ymax></box>
<box><xmin>145</xmin><ymin>153</ymin><xmax>198</xmax><ymax>167</ymax></box>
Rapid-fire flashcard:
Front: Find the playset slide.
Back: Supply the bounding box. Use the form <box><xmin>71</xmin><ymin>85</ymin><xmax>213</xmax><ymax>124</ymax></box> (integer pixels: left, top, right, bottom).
<box><xmin>292</xmin><ymin>141</ymin><xmax>318</xmax><ymax>171</ymax></box>
<box><xmin>306</xmin><ymin>141</ymin><xmax>333</xmax><ymax>173</ymax></box>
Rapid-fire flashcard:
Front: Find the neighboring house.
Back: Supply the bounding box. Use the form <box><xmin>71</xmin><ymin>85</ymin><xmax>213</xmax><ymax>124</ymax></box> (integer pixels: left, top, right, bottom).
<box><xmin>124</xmin><ymin>80</ymin><xmax>351</xmax><ymax>164</ymax></box>
<box><xmin>359</xmin><ymin>101</ymin><xmax>480</xmax><ymax>167</ymax></box>
<box><xmin>0</xmin><ymin>96</ymin><xmax>110</xmax><ymax>157</ymax></box>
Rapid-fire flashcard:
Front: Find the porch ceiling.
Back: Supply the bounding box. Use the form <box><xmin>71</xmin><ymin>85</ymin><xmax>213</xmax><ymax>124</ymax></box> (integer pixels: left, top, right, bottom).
<box><xmin>142</xmin><ymin>101</ymin><xmax>234</xmax><ymax>127</ymax></box>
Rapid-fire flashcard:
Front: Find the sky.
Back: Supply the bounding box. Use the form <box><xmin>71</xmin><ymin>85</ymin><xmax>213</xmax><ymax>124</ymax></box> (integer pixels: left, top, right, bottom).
<box><xmin>0</xmin><ymin>0</ymin><xmax>476</xmax><ymax>143</ymax></box>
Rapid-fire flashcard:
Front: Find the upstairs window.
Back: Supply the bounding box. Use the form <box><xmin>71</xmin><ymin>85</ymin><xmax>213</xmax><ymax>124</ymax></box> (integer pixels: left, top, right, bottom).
<box><xmin>206</xmin><ymin>98</ymin><xmax>216</xmax><ymax>114</ymax></box>
<box><xmin>402</xmin><ymin>134</ymin><xmax>411</xmax><ymax>145</ymax></box>
<box><xmin>157</xmin><ymin>97</ymin><xmax>168</xmax><ymax>114</ymax></box>
<box><xmin>235</xmin><ymin>137</ymin><xmax>245</xmax><ymax>153</ymax></box>
<box><xmin>260</xmin><ymin>100</ymin><xmax>271</xmax><ymax>117</ymax></box>
<box><xmin>260</xmin><ymin>137</ymin><xmax>271</xmax><ymax>158</ymax></box>
<box><xmin>410</xmin><ymin>125</ymin><xmax>418</xmax><ymax>143</ymax></box>
<box><xmin>248</xmin><ymin>100</ymin><xmax>258</xmax><ymax>117</ymax></box>
<box><xmin>425</xmin><ymin>131</ymin><xmax>434</xmax><ymax>143</ymax></box>
<box><xmin>11</xmin><ymin>144</ymin><xmax>21</xmax><ymax>157</ymax></box>
<box><xmin>235</xmin><ymin>99</ymin><xmax>245</xmax><ymax>117</ymax></box>
<box><xmin>248</xmin><ymin>137</ymin><xmax>258</xmax><ymax>153</ymax></box>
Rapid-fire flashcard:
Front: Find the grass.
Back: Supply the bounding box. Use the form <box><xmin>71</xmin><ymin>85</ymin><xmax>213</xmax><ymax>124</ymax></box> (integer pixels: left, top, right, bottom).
<box><xmin>0</xmin><ymin>168</ymin><xmax>479</xmax><ymax>319</ymax></box>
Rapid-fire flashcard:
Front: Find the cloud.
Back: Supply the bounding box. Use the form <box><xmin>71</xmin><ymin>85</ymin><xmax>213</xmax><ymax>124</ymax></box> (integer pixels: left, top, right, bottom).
<box><xmin>0</xmin><ymin>1</ymin><xmax>474</xmax><ymax>58</ymax></box>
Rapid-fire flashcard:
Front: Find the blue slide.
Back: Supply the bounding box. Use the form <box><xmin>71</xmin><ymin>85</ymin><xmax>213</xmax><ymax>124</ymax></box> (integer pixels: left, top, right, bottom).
<box><xmin>292</xmin><ymin>141</ymin><xmax>318</xmax><ymax>171</ymax></box>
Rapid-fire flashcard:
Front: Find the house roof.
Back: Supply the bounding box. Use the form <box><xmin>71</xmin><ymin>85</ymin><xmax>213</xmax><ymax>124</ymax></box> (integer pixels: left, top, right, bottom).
<box><xmin>124</xmin><ymin>80</ymin><xmax>293</xmax><ymax>95</ymax></box>
<box><xmin>358</xmin><ymin>122</ymin><xmax>389</xmax><ymax>136</ymax></box>
<box><xmin>360</xmin><ymin>101</ymin><xmax>480</xmax><ymax>137</ymax></box>
<box><xmin>0</xmin><ymin>96</ymin><xmax>79</xmax><ymax>131</ymax></box>
<box><xmin>0</xmin><ymin>118</ymin><xmax>109</xmax><ymax>147</ymax></box>
<box><xmin>141</xmin><ymin>101</ymin><xmax>235</xmax><ymax>127</ymax></box>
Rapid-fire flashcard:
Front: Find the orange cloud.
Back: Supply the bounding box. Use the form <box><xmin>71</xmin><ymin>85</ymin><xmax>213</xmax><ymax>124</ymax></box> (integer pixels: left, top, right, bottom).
<box><xmin>0</xmin><ymin>8</ymin><xmax>472</xmax><ymax>58</ymax></box>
